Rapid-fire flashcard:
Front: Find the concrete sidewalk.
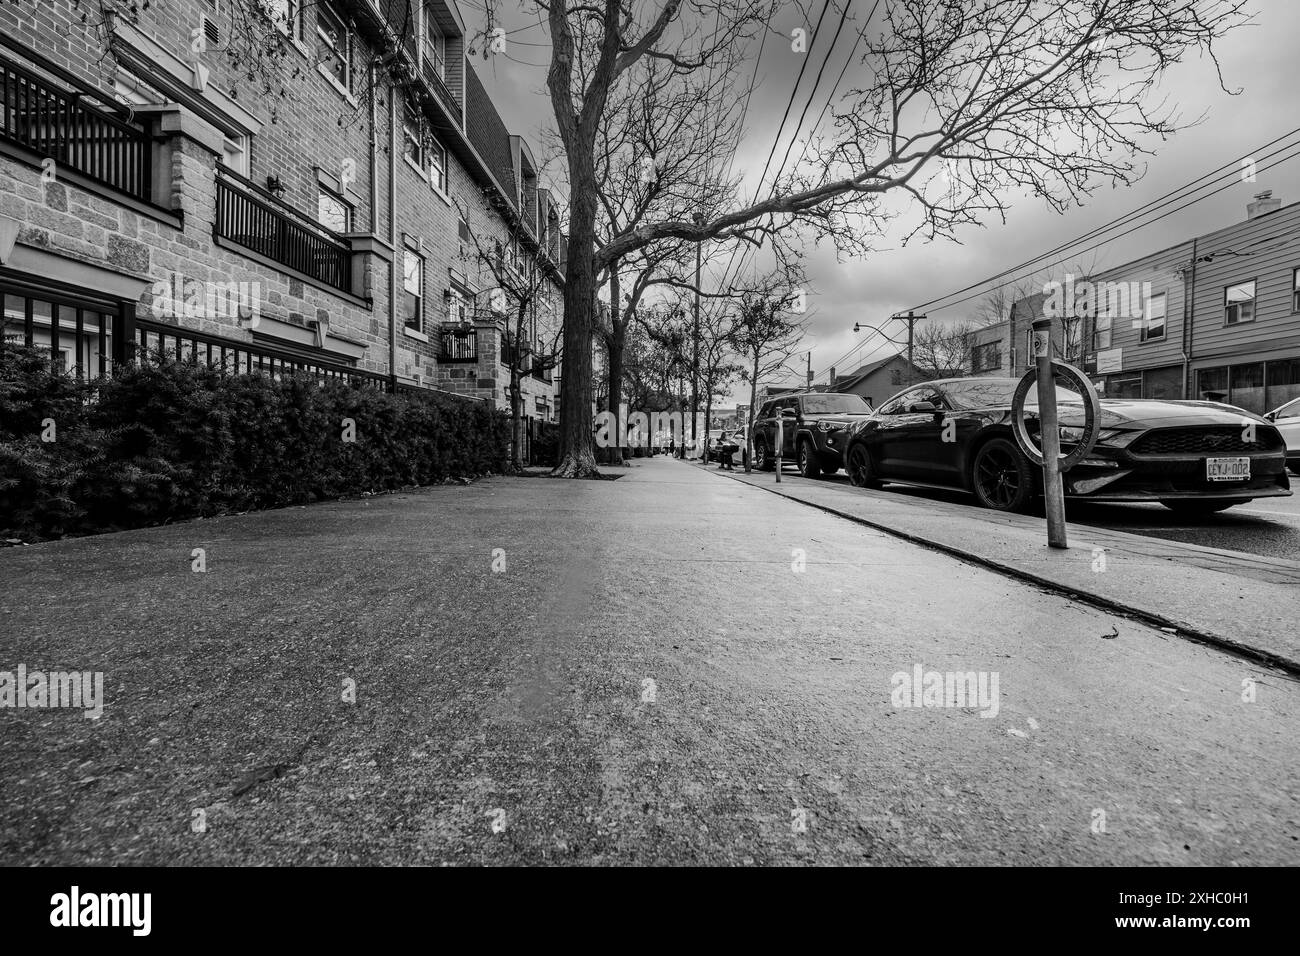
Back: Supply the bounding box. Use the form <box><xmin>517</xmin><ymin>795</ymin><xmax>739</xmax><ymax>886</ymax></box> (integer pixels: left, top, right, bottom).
<box><xmin>2</xmin><ymin>456</ymin><xmax>1297</xmax><ymax>865</ymax></box>
<box><xmin>700</xmin><ymin>458</ymin><xmax>1300</xmax><ymax>672</ymax></box>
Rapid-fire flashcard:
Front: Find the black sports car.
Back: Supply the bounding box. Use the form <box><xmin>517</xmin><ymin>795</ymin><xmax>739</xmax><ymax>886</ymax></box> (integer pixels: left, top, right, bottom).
<box><xmin>841</xmin><ymin>377</ymin><xmax>1292</xmax><ymax>513</ymax></box>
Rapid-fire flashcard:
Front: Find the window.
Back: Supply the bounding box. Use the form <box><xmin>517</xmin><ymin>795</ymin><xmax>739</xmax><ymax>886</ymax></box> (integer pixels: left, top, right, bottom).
<box><xmin>317</xmin><ymin>2</ymin><xmax>352</xmax><ymax>91</ymax></box>
<box><xmin>1230</xmin><ymin>362</ymin><xmax>1265</xmax><ymax>414</ymax></box>
<box><xmin>1093</xmin><ymin>312</ymin><xmax>1112</xmax><ymax>350</ymax></box>
<box><xmin>971</xmin><ymin>340</ymin><xmax>1000</xmax><ymax>373</ymax></box>
<box><xmin>221</xmin><ymin>135</ymin><xmax>249</xmax><ymax>176</ymax></box>
<box><xmin>1265</xmin><ymin>358</ymin><xmax>1300</xmax><ymax>410</ymax></box>
<box><xmin>878</xmin><ymin>389</ymin><xmax>921</xmax><ymax>415</ymax></box>
<box><xmin>402</xmin><ymin>98</ymin><xmax>423</xmax><ymax>167</ymax></box>
<box><xmin>1292</xmin><ymin>267</ymin><xmax>1299</xmax><ymax>312</ymax></box>
<box><xmin>263</xmin><ymin>0</ymin><xmax>301</xmax><ymax>40</ymax></box>
<box><xmin>1225</xmin><ymin>280</ymin><xmax>1256</xmax><ymax>325</ymax></box>
<box><xmin>317</xmin><ymin>186</ymin><xmax>351</xmax><ymax>234</ymax></box>
<box><xmin>448</xmin><ymin>288</ymin><xmax>468</xmax><ymax>325</ymax></box>
<box><xmin>1107</xmin><ymin>374</ymin><xmax>1143</xmax><ymax>400</ymax></box>
<box><xmin>402</xmin><ymin>247</ymin><xmax>424</xmax><ymax>330</ymax></box>
<box><xmin>1140</xmin><ymin>292</ymin><xmax>1166</xmax><ymax>342</ymax></box>
<box><xmin>1061</xmin><ymin>317</ymin><xmax>1082</xmax><ymax>360</ymax></box>
<box><xmin>1196</xmin><ymin>366</ymin><xmax>1228</xmax><ymax>402</ymax></box>
<box><xmin>1143</xmin><ymin>364</ymin><xmax>1182</xmax><ymax>400</ymax></box>
<box><xmin>423</xmin><ymin>2</ymin><xmax>446</xmax><ymax>78</ymax></box>
<box><xmin>428</xmin><ymin>136</ymin><xmax>447</xmax><ymax>193</ymax></box>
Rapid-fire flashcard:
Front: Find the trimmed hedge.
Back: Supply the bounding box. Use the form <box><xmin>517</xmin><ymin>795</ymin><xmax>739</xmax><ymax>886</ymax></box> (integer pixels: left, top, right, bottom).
<box><xmin>0</xmin><ymin>344</ymin><xmax>509</xmax><ymax>541</ymax></box>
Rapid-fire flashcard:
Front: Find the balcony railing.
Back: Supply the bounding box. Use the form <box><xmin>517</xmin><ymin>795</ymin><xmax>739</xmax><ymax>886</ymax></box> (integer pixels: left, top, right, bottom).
<box><xmin>215</xmin><ymin>166</ymin><xmax>352</xmax><ymax>293</ymax></box>
<box><xmin>420</xmin><ymin>51</ymin><xmax>460</xmax><ymax>121</ymax></box>
<box><xmin>441</xmin><ymin>327</ymin><xmax>477</xmax><ymax>362</ymax></box>
<box><xmin>0</xmin><ymin>46</ymin><xmax>152</xmax><ymax>203</ymax></box>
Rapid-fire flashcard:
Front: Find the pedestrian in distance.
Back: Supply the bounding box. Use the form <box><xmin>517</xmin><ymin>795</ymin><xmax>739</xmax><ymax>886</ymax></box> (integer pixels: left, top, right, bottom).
<box><xmin>717</xmin><ymin>431</ymin><xmax>739</xmax><ymax>471</ymax></box>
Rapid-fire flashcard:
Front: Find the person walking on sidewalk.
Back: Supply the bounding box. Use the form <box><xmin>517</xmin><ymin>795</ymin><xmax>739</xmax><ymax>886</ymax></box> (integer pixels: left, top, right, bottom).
<box><xmin>717</xmin><ymin>431</ymin><xmax>740</xmax><ymax>471</ymax></box>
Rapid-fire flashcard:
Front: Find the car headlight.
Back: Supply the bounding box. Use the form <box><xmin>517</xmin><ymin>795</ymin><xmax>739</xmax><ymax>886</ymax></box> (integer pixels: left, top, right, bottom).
<box><xmin>816</xmin><ymin>421</ymin><xmax>836</xmax><ymax>432</ymax></box>
<box><xmin>1059</xmin><ymin>426</ymin><xmax>1086</xmax><ymax>444</ymax></box>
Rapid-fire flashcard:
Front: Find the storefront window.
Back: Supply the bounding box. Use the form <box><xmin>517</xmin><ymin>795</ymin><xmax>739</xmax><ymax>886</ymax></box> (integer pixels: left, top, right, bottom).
<box><xmin>1197</xmin><ymin>366</ymin><xmax>1228</xmax><ymax>402</ymax></box>
<box><xmin>1265</xmin><ymin>357</ymin><xmax>1300</xmax><ymax>410</ymax></box>
<box><xmin>1143</xmin><ymin>365</ymin><xmax>1182</xmax><ymax>400</ymax></box>
<box><xmin>1229</xmin><ymin>362</ymin><xmax>1266</xmax><ymax>414</ymax></box>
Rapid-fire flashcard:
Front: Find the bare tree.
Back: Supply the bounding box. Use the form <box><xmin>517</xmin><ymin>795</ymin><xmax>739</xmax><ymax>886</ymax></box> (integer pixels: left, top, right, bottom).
<box><xmin>457</xmin><ymin>193</ymin><xmax>562</xmax><ymax>471</ymax></box>
<box><xmin>503</xmin><ymin>0</ymin><xmax>1249</xmax><ymax>475</ymax></box>
<box><xmin>911</xmin><ymin>320</ymin><xmax>976</xmax><ymax>381</ymax></box>
<box><xmin>729</xmin><ymin>279</ymin><xmax>805</xmax><ymax>473</ymax></box>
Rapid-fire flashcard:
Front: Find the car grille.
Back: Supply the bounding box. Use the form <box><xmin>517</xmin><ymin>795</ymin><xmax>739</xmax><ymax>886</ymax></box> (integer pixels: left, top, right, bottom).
<box><xmin>1129</xmin><ymin>426</ymin><xmax>1281</xmax><ymax>455</ymax></box>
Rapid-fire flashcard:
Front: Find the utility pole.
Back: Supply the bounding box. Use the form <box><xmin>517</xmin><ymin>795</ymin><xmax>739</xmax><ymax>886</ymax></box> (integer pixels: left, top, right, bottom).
<box><xmin>690</xmin><ymin>213</ymin><xmax>704</xmax><ymax>455</ymax></box>
<box><xmin>893</xmin><ymin>311</ymin><xmax>926</xmax><ymax>384</ymax></box>
<box><xmin>806</xmin><ymin>351</ymin><xmax>812</xmax><ymax>391</ymax></box>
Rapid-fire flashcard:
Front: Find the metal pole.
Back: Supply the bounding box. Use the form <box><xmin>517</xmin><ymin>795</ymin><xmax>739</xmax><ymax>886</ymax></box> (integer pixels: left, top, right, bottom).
<box><xmin>906</xmin><ymin>313</ymin><xmax>914</xmax><ymax>385</ymax></box>
<box><xmin>775</xmin><ymin>416</ymin><xmax>783</xmax><ymax>483</ymax></box>
<box><xmin>1033</xmin><ymin>317</ymin><xmax>1068</xmax><ymax>549</ymax></box>
<box><xmin>692</xmin><ymin>240</ymin><xmax>700</xmax><ymax>453</ymax></box>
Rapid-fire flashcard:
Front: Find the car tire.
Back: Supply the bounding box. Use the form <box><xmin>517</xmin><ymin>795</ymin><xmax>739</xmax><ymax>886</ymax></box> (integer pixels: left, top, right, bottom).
<box><xmin>971</xmin><ymin>437</ymin><xmax>1035</xmax><ymax>513</ymax></box>
<box><xmin>846</xmin><ymin>443</ymin><xmax>882</xmax><ymax>489</ymax></box>
<box><xmin>1159</xmin><ymin>498</ymin><xmax>1241</xmax><ymax>515</ymax></box>
<box><xmin>754</xmin><ymin>437</ymin><xmax>774</xmax><ymax>471</ymax></box>
<box><xmin>797</xmin><ymin>438</ymin><xmax>822</xmax><ymax>479</ymax></box>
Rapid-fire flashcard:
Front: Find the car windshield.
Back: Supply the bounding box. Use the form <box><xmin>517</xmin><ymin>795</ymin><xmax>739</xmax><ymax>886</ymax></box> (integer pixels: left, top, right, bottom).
<box><xmin>802</xmin><ymin>394</ymin><xmax>872</xmax><ymax>415</ymax></box>
<box><xmin>942</xmin><ymin>380</ymin><xmax>1083</xmax><ymax>410</ymax></box>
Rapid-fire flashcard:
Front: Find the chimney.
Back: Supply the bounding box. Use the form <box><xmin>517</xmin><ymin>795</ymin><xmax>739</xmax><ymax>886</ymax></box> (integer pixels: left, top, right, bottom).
<box><xmin>829</xmin><ymin>366</ymin><xmax>837</xmax><ymax>387</ymax></box>
<box><xmin>1247</xmin><ymin>189</ymin><xmax>1281</xmax><ymax>220</ymax></box>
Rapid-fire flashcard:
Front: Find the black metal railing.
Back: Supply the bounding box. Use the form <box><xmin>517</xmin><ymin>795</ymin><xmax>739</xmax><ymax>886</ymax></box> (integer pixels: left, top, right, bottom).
<box><xmin>215</xmin><ymin>166</ymin><xmax>352</xmax><ymax>293</ymax></box>
<box><xmin>0</xmin><ymin>48</ymin><xmax>152</xmax><ymax>202</ymax></box>
<box><xmin>420</xmin><ymin>51</ymin><xmax>460</xmax><ymax>120</ymax></box>
<box><xmin>135</xmin><ymin>317</ymin><xmax>387</xmax><ymax>389</ymax></box>
<box><xmin>441</xmin><ymin>327</ymin><xmax>477</xmax><ymax>362</ymax></box>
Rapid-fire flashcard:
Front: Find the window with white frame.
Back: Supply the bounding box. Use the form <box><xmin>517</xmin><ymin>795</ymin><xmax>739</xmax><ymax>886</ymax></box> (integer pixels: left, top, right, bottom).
<box><xmin>1292</xmin><ymin>267</ymin><xmax>1299</xmax><ymax>312</ymax></box>
<box><xmin>1225</xmin><ymin>280</ymin><xmax>1256</xmax><ymax>325</ymax></box>
<box><xmin>448</xmin><ymin>287</ymin><xmax>468</xmax><ymax>325</ymax></box>
<box><xmin>1140</xmin><ymin>292</ymin><xmax>1166</xmax><ymax>341</ymax></box>
<box><xmin>402</xmin><ymin>98</ymin><xmax>424</xmax><ymax>167</ymax></box>
<box><xmin>221</xmin><ymin>135</ymin><xmax>249</xmax><ymax>176</ymax></box>
<box><xmin>316</xmin><ymin>2</ymin><xmax>353</xmax><ymax>92</ymax></box>
<box><xmin>317</xmin><ymin>184</ymin><xmax>351</xmax><ymax>234</ymax></box>
<box><xmin>402</xmin><ymin>245</ymin><xmax>424</xmax><ymax>330</ymax></box>
<box><xmin>428</xmin><ymin>136</ymin><xmax>447</xmax><ymax>193</ymax></box>
<box><xmin>423</xmin><ymin>2</ymin><xmax>446</xmax><ymax>78</ymax></box>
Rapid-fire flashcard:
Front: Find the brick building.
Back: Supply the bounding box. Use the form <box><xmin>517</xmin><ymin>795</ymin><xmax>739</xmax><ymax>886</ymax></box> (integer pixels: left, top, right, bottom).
<box><xmin>0</xmin><ymin>0</ymin><xmax>564</xmax><ymax>451</ymax></box>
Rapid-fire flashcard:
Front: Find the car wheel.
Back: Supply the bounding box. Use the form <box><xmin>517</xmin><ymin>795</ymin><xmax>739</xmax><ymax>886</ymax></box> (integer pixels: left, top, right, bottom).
<box><xmin>846</xmin><ymin>443</ymin><xmax>881</xmax><ymax>489</ymax></box>
<box><xmin>754</xmin><ymin>437</ymin><xmax>774</xmax><ymax>471</ymax></box>
<box><xmin>971</xmin><ymin>437</ymin><xmax>1035</xmax><ymax>513</ymax></box>
<box><xmin>797</xmin><ymin>439</ymin><xmax>822</xmax><ymax>479</ymax></box>
<box><xmin>1160</xmin><ymin>499</ymin><xmax>1241</xmax><ymax>515</ymax></box>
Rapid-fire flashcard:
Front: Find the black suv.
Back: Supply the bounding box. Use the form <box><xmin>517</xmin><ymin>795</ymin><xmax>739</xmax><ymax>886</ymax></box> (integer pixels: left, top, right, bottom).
<box><xmin>751</xmin><ymin>392</ymin><xmax>874</xmax><ymax>477</ymax></box>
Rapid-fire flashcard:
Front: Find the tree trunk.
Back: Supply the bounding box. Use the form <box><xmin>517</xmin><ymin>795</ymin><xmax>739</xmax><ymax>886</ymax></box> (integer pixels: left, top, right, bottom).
<box><xmin>605</xmin><ymin>263</ymin><xmax>625</xmax><ymax>466</ymax></box>
<box><xmin>552</xmin><ymin>150</ymin><xmax>600</xmax><ymax>478</ymax></box>
<box><xmin>744</xmin><ymin>353</ymin><xmax>759</xmax><ymax>474</ymax></box>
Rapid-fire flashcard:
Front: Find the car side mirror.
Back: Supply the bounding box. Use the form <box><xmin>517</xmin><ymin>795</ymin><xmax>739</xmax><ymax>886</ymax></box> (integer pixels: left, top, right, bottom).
<box><xmin>909</xmin><ymin>401</ymin><xmax>938</xmax><ymax>414</ymax></box>
<box><xmin>780</xmin><ymin>408</ymin><xmax>798</xmax><ymax>419</ymax></box>
<box><xmin>1264</xmin><ymin>411</ymin><xmax>1277</xmax><ymax>422</ymax></box>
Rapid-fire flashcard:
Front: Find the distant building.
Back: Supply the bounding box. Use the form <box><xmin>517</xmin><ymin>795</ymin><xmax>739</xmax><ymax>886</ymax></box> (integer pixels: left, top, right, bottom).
<box><xmin>972</xmin><ymin>191</ymin><xmax>1300</xmax><ymax>414</ymax></box>
<box><xmin>815</xmin><ymin>353</ymin><xmax>919</xmax><ymax>407</ymax></box>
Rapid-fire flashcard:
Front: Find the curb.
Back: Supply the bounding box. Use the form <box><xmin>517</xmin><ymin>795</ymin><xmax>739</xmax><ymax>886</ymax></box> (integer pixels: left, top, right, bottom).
<box><xmin>702</xmin><ymin>462</ymin><xmax>1300</xmax><ymax>677</ymax></box>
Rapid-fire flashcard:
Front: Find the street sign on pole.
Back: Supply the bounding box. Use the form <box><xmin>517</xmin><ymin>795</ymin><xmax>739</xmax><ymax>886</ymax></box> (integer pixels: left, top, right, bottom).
<box><xmin>1010</xmin><ymin>318</ymin><xmax>1101</xmax><ymax>549</ymax></box>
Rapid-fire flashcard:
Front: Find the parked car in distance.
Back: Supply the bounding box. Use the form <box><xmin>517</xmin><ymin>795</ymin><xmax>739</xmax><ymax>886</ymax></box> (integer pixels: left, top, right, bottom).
<box><xmin>704</xmin><ymin>429</ymin><xmax>744</xmax><ymax>466</ymax></box>
<box><xmin>751</xmin><ymin>392</ymin><xmax>874</xmax><ymax>477</ymax></box>
<box><xmin>842</xmin><ymin>377</ymin><xmax>1292</xmax><ymax>514</ymax></box>
<box><xmin>1263</xmin><ymin>396</ymin><xmax>1300</xmax><ymax>474</ymax></box>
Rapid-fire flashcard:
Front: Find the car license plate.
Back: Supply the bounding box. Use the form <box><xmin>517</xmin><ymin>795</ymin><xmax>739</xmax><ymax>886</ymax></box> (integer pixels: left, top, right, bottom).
<box><xmin>1206</xmin><ymin>457</ymin><xmax>1250</xmax><ymax>481</ymax></box>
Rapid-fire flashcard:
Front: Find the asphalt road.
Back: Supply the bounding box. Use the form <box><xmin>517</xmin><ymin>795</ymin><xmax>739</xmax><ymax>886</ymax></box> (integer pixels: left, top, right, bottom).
<box><xmin>809</xmin><ymin>468</ymin><xmax>1300</xmax><ymax>560</ymax></box>
<box><xmin>2</xmin><ymin>458</ymin><xmax>1296</xmax><ymax>865</ymax></box>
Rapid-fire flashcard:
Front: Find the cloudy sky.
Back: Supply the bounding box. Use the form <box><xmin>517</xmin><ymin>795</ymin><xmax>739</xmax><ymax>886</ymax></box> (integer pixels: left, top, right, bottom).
<box><xmin>462</xmin><ymin>0</ymin><xmax>1300</xmax><ymax>400</ymax></box>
